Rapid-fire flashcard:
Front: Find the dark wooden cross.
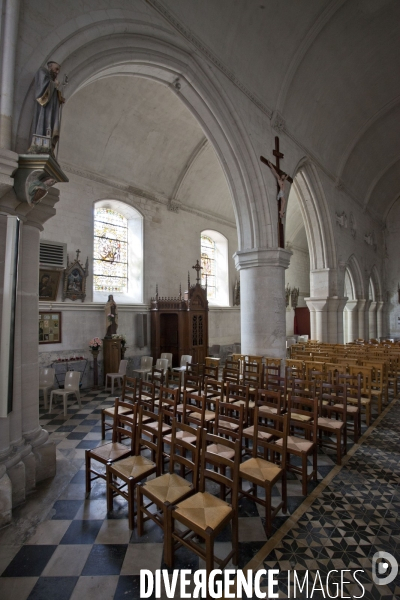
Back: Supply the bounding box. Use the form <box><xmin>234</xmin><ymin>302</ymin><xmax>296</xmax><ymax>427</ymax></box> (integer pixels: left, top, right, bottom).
<box><xmin>260</xmin><ymin>136</ymin><xmax>293</xmax><ymax>248</ymax></box>
<box><xmin>76</xmin><ymin>249</ymin><xmax>81</xmax><ymax>261</ymax></box>
<box><xmin>192</xmin><ymin>259</ymin><xmax>202</xmax><ymax>283</ymax></box>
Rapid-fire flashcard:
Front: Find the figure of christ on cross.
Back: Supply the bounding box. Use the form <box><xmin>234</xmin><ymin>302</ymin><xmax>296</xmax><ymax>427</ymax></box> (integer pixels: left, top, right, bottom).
<box><xmin>260</xmin><ymin>136</ymin><xmax>293</xmax><ymax>248</ymax></box>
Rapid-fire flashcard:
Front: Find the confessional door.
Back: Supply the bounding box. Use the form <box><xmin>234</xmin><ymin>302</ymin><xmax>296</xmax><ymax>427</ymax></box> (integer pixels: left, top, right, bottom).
<box><xmin>191</xmin><ymin>312</ymin><xmax>206</xmax><ymax>364</ymax></box>
<box><xmin>160</xmin><ymin>313</ymin><xmax>179</xmax><ymax>367</ymax></box>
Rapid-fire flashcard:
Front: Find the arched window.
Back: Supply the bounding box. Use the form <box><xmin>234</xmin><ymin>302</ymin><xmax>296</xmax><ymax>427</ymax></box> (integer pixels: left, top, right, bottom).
<box><xmin>201</xmin><ymin>235</ymin><xmax>216</xmax><ymax>300</ymax></box>
<box><xmin>93</xmin><ymin>200</ymin><xmax>143</xmax><ymax>303</ymax></box>
<box><xmin>94</xmin><ymin>208</ymin><xmax>128</xmax><ymax>293</ymax></box>
<box><xmin>200</xmin><ymin>230</ymin><xmax>229</xmax><ymax>306</ymax></box>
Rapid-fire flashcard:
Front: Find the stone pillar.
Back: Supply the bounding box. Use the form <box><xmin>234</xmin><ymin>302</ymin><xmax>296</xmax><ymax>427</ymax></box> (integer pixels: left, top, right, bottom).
<box><xmin>331</xmin><ymin>297</ymin><xmax>348</xmax><ymax>344</ymax></box>
<box><xmin>305</xmin><ymin>298</ymin><xmax>328</xmax><ymax>342</ymax></box>
<box><xmin>363</xmin><ymin>300</ymin><xmax>372</xmax><ymax>341</ymax></box>
<box><xmin>234</xmin><ymin>248</ymin><xmax>292</xmax><ymax>358</ymax></box>
<box><xmin>357</xmin><ymin>299</ymin><xmax>366</xmax><ymax>340</ymax></box>
<box><xmin>0</xmin><ymin>0</ymin><xmax>21</xmax><ymax>149</ymax></box>
<box><xmin>376</xmin><ymin>301</ymin><xmax>384</xmax><ymax>339</ymax></box>
<box><xmin>369</xmin><ymin>301</ymin><xmax>377</xmax><ymax>339</ymax></box>
<box><xmin>345</xmin><ymin>300</ymin><xmax>359</xmax><ymax>343</ymax></box>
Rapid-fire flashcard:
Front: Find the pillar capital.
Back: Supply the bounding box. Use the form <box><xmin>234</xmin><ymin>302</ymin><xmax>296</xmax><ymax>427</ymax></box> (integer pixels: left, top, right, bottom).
<box><xmin>234</xmin><ymin>247</ymin><xmax>292</xmax><ymax>271</ymax></box>
<box><xmin>345</xmin><ymin>299</ymin><xmax>359</xmax><ymax>312</ymax></box>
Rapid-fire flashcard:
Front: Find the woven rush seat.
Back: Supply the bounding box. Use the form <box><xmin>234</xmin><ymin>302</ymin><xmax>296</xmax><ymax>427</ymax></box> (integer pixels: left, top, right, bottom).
<box><xmin>103</xmin><ymin>405</ymin><xmax>133</xmax><ymax>417</ymax></box>
<box><xmin>163</xmin><ymin>430</ymin><xmax>197</xmax><ymax>445</ymax></box>
<box><xmin>207</xmin><ymin>443</ymin><xmax>235</xmax><ymax>460</ymax></box>
<box><xmin>291</xmin><ymin>413</ymin><xmax>312</xmax><ymax>422</ymax></box>
<box><xmin>189</xmin><ymin>410</ymin><xmax>215</xmax><ymax>422</ymax></box>
<box><xmin>142</xmin><ymin>473</ymin><xmax>192</xmax><ymax>504</ymax></box>
<box><xmin>242</xmin><ymin>425</ymin><xmax>272</xmax><ymax>440</ymax></box>
<box><xmin>173</xmin><ymin>491</ymin><xmax>232</xmax><ymax>531</ymax></box>
<box><xmin>219</xmin><ymin>419</ymin><xmax>239</xmax><ymax>431</ymax></box>
<box><xmin>333</xmin><ymin>403</ymin><xmax>358</xmax><ymax>413</ymax></box>
<box><xmin>317</xmin><ymin>417</ymin><xmax>344</xmax><ymax>429</ymax></box>
<box><xmin>90</xmin><ymin>442</ymin><xmax>131</xmax><ymax>461</ymax></box>
<box><xmin>146</xmin><ymin>421</ymin><xmax>171</xmax><ymax>433</ymax></box>
<box><xmin>276</xmin><ymin>435</ymin><xmax>314</xmax><ymax>453</ymax></box>
<box><xmin>233</xmin><ymin>399</ymin><xmax>255</xmax><ymax>409</ymax></box>
<box><xmin>110</xmin><ymin>454</ymin><xmax>155</xmax><ymax>478</ymax></box>
<box><xmin>258</xmin><ymin>405</ymin><xmax>278</xmax><ymax>415</ymax></box>
<box><xmin>239</xmin><ymin>456</ymin><xmax>281</xmax><ymax>482</ymax></box>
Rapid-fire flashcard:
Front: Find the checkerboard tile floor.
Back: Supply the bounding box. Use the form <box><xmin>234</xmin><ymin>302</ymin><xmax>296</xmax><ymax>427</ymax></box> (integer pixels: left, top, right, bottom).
<box><xmin>0</xmin><ymin>388</ymin><xmax>378</xmax><ymax>599</ymax></box>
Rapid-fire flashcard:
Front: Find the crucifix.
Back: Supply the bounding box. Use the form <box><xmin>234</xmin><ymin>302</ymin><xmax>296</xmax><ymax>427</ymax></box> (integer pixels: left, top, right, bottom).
<box><xmin>76</xmin><ymin>249</ymin><xmax>81</xmax><ymax>261</ymax></box>
<box><xmin>260</xmin><ymin>136</ymin><xmax>293</xmax><ymax>248</ymax></box>
<box><xmin>192</xmin><ymin>259</ymin><xmax>202</xmax><ymax>283</ymax></box>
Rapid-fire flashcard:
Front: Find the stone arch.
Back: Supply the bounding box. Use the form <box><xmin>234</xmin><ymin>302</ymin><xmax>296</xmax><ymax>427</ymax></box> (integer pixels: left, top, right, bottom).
<box><xmin>339</xmin><ymin>254</ymin><xmax>365</xmax><ymax>300</ymax></box>
<box><xmin>369</xmin><ymin>265</ymin><xmax>382</xmax><ymax>302</ymax></box>
<box><xmin>15</xmin><ymin>29</ymin><xmax>275</xmax><ymax>252</ymax></box>
<box><xmin>289</xmin><ymin>159</ymin><xmax>336</xmax><ymax>274</ymax></box>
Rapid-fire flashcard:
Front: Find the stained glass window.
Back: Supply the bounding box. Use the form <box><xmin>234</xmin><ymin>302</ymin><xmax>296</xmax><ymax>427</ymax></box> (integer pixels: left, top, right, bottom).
<box><xmin>201</xmin><ymin>235</ymin><xmax>216</xmax><ymax>300</ymax></box>
<box><xmin>94</xmin><ymin>207</ymin><xmax>128</xmax><ymax>292</ymax></box>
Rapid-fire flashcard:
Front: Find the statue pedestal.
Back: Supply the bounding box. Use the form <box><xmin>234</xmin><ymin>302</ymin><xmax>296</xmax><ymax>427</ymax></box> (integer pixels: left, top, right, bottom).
<box><xmin>103</xmin><ymin>338</ymin><xmax>121</xmax><ymax>386</ymax></box>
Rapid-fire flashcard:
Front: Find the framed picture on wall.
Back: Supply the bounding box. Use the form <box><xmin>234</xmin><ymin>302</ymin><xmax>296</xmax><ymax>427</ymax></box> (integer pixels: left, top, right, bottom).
<box><xmin>39</xmin><ymin>268</ymin><xmax>61</xmax><ymax>301</ymax></box>
<box><xmin>39</xmin><ymin>311</ymin><xmax>62</xmax><ymax>344</ymax></box>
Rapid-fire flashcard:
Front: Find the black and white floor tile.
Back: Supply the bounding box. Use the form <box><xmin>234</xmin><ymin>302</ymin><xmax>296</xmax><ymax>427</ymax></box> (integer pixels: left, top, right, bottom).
<box><xmin>0</xmin><ymin>388</ymin><xmax>387</xmax><ymax>599</ymax></box>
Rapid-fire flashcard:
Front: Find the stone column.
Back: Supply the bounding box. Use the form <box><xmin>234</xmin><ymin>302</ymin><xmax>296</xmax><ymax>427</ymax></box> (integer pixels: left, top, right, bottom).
<box><xmin>357</xmin><ymin>299</ymin><xmax>366</xmax><ymax>340</ymax></box>
<box><xmin>305</xmin><ymin>298</ymin><xmax>328</xmax><ymax>342</ymax></box>
<box><xmin>345</xmin><ymin>300</ymin><xmax>359</xmax><ymax>343</ymax></box>
<box><xmin>363</xmin><ymin>300</ymin><xmax>372</xmax><ymax>341</ymax></box>
<box><xmin>234</xmin><ymin>248</ymin><xmax>292</xmax><ymax>358</ymax></box>
<box><xmin>376</xmin><ymin>301</ymin><xmax>384</xmax><ymax>339</ymax></box>
<box><xmin>369</xmin><ymin>301</ymin><xmax>377</xmax><ymax>339</ymax></box>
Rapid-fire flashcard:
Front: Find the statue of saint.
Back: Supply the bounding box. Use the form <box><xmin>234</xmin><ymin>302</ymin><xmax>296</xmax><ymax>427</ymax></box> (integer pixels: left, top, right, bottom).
<box><xmin>28</xmin><ymin>61</ymin><xmax>65</xmax><ymax>154</ymax></box>
<box><xmin>105</xmin><ymin>294</ymin><xmax>118</xmax><ymax>337</ymax></box>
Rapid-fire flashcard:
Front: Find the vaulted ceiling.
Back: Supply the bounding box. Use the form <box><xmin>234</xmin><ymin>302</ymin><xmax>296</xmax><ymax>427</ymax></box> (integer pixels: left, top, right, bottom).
<box><xmin>59</xmin><ymin>0</ymin><xmax>400</xmax><ymax>226</ymax></box>
<box><xmin>158</xmin><ymin>0</ymin><xmax>400</xmax><ymax>221</ymax></box>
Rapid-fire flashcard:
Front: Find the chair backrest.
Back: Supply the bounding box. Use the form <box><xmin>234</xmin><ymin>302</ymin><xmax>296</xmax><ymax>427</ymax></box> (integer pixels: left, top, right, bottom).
<box><xmin>169</xmin><ymin>420</ymin><xmax>201</xmax><ymax>488</ymax></box>
<box><xmin>159</xmin><ymin>386</ymin><xmax>179</xmax><ymax>421</ymax></box>
<box><xmin>180</xmin><ymin>354</ymin><xmax>192</xmax><ymax>367</ymax></box>
<box><xmin>148</xmin><ymin>367</ymin><xmax>165</xmax><ymax>391</ymax></box>
<box><xmin>182</xmin><ymin>372</ymin><xmax>203</xmax><ymax>393</ymax></box>
<box><xmin>39</xmin><ymin>367</ymin><xmax>55</xmax><ymax>387</ymax></box>
<box><xmin>121</xmin><ymin>375</ymin><xmax>137</xmax><ymax>402</ymax></box>
<box><xmin>226</xmin><ymin>382</ymin><xmax>250</xmax><ymax>422</ymax></box>
<box><xmin>138</xmin><ymin>380</ymin><xmax>155</xmax><ymax>410</ymax></box>
<box><xmin>160</xmin><ymin>353</ymin><xmax>173</xmax><ymax>369</ymax></box>
<box><xmin>136</xmin><ymin>406</ymin><xmax>162</xmax><ymax>472</ymax></box>
<box><xmin>214</xmin><ymin>400</ymin><xmax>244</xmax><ymax>444</ymax></box>
<box><xmin>182</xmin><ymin>390</ymin><xmax>210</xmax><ymax>427</ymax></box>
<box><xmin>263</xmin><ymin>372</ymin><xmax>287</xmax><ymax>398</ymax></box>
<box><xmin>140</xmin><ymin>356</ymin><xmax>153</xmax><ymax>370</ymax></box>
<box><xmin>257</xmin><ymin>388</ymin><xmax>284</xmax><ymax>414</ymax></box>
<box><xmin>319</xmin><ymin>381</ymin><xmax>347</xmax><ymax>423</ymax></box>
<box><xmin>288</xmin><ymin>384</ymin><xmax>318</xmax><ymax>440</ymax></box>
<box><xmin>64</xmin><ymin>370</ymin><xmax>80</xmax><ymax>389</ymax></box>
<box><xmin>156</xmin><ymin>358</ymin><xmax>169</xmax><ymax>372</ymax></box>
<box><xmin>203</xmin><ymin>364</ymin><xmax>219</xmax><ymax>380</ymax></box>
<box><xmin>113</xmin><ymin>398</ymin><xmax>137</xmax><ymax>452</ymax></box>
<box><xmin>222</xmin><ymin>366</ymin><xmax>241</xmax><ymax>385</ymax></box>
<box><xmin>203</xmin><ymin>377</ymin><xmax>223</xmax><ymax>403</ymax></box>
<box><xmin>200</xmin><ymin>432</ymin><xmax>240</xmax><ymax>511</ymax></box>
<box><xmin>186</xmin><ymin>362</ymin><xmax>203</xmax><ymax>376</ymax></box>
<box><xmin>114</xmin><ymin>359</ymin><xmax>127</xmax><ymax>376</ymax></box>
<box><xmin>253</xmin><ymin>410</ymin><xmax>288</xmax><ymax>469</ymax></box>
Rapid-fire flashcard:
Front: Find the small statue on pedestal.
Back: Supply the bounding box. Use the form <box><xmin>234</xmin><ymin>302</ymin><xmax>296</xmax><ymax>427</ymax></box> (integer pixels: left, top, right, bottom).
<box><xmin>105</xmin><ymin>294</ymin><xmax>118</xmax><ymax>337</ymax></box>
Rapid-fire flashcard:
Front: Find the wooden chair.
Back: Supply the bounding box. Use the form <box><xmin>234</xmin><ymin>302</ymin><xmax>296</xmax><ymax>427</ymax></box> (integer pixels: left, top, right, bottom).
<box><xmin>137</xmin><ymin>420</ymin><xmax>201</xmax><ymax>563</ymax></box>
<box><xmin>86</xmin><ymin>398</ymin><xmax>136</xmax><ymax>496</ymax></box>
<box><xmin>283</xmin><ymin>387</ymin><xmax>318</xmax><ymax>495</ymax></box>
<box><xmin>286</xmin><ymin>359</ymin><xmax>305</xmax><ymax>379</ymax></box>
<box><xmin>167</xmin><ymin>434</ymin><xmax>240</xmax><ymax>579</ymax></box>
<box><xmin>148</xmin><ymin>366</ymin><xmax>166</xmax><ymax>400</ymax></box>
<box><xmin>203</xmin><ymin>364</ymin><xmax>219</xmax><ymax>381</ymax></box>
<box><xmin>106</xmin><ymin>406</ymin><xmax>162</xmax><ymax>529</ymax></box>
<box><xmin>184</xmin><ymin>390</ymin><xmax>216</xmax><ymax>431</ymax></box>
<box><xmin>203</xmin><ymin>377</ymin><xmax>224</xmax><ymax>404</ymax></box>
<box><xmin>318</xmin><ymin>381</ymin><xmax>347</xmax><ymax>465</ymax></box>
<box><xmin>349</xmin><ymin>366</ymin><xmax>372</xmax><ymax>425</ymax></box>
<box><xmin>335</xmin><ymin>373</ymin><xmax>361</xmax><ymax>442</ymax></box>
<box><xmin>222</xmin><ymin>363</ymin><xmax>241</xmax><ymax>387</ymax></box>
<box><xmin>101</xmin><ymin>375</ymin><xmax>136</xmax><ymax>439</ymax></box>
<box><xmin>242</xmin><ymin>389</ymin><xmax>283</xmax><ymax>457</ymax></box>
<box><xmin>137</xmin><ymin>379</ymin><xmax>155</xmax><ymax>411</ymax></box>
<box><xmin>240</xmin><ymin>410</ymin><xmax>288</xmax><ymax>536</ymax></box>
<box><xmin>226</xmin><ymin>382</ymin><xmax>252</xmax><ymax>426</ymax></box>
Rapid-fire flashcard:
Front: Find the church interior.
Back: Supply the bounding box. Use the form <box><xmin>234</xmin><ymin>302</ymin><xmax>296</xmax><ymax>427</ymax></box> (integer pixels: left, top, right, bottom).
<box><xmin>0</xmin><ymin>1</ymin><xmax>399</xmax><ymax>598</ymax></box>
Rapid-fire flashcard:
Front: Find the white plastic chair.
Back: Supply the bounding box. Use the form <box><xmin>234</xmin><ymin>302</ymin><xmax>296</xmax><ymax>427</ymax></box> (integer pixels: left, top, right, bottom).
<box><xmin>105</xmin><ymin>359</ymin><xmax>128</xmax><ymax>395</ymax></box>
<box><xmin>155</xmin><ymin>358</ymin><xmax>169</xmax><ymax>374</ymax></box>
<box><xmin>173</xmin><ymin>354</ymin><xmax>192</xmax><ymax>372</ymax></box>
<box><xmin>134</xmin><ymin>356</ymin><xmax>153</xmax><ymax>380</ymax></box>
<box><xmin>160</xmin><ymin>353</ymin><xmax>173</xmax><ymax>369</ymax></box>
<box><xmin>49</xmin><ymin>371</ymin><xmax>81</xmax><ymax>416</ymax></box>
<box><xmin>39</xmin><ymin>367</ymin><xmax>55</xmax><ymax>410</ymax></box>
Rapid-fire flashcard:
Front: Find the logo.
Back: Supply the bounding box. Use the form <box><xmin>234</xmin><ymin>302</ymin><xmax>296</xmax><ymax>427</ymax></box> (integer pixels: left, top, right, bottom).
<box><xmin>372</xmin><ymin>551</ymin><xmax>398</xmax><ymax>586</ymax></box>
